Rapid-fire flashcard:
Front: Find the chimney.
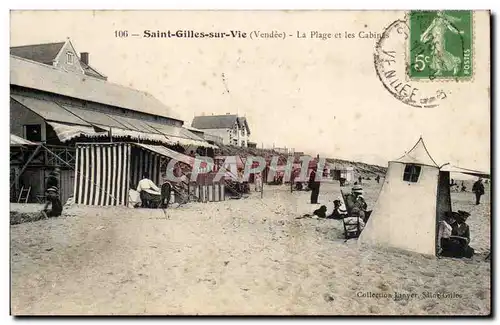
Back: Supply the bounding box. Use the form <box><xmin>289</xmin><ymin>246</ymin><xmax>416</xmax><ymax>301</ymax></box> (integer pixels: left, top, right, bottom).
<box><xmin>80</xmin><ymin>52</ymin><xmax>89</xmax><ymax>65</ymax></box>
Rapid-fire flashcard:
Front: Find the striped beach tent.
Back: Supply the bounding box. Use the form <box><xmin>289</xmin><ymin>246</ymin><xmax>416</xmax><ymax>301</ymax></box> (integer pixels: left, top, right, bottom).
<box><xmin>74</xmin><ymin>143</ymin><xmax>131</xmax><ymax>206</ymax></box>
<box><xmin>74</xmin><ymin>142</ymin><xmax>226</xmax><ymax>206</ymax></box>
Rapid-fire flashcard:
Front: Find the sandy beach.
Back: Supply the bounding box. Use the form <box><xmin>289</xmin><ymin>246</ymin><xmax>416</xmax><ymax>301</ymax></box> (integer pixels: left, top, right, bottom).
<box><xmin>10</xmin><ymin>180</ymin><xmax>490</xmax><ymax>315</ymax></box>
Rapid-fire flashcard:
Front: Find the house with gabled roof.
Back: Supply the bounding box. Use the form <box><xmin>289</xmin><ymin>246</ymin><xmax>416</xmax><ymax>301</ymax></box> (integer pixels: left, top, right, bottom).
<box><xmin>10</xmin><ymin>38</ymin><xmax>215</xmax><ymax>204</ymax></box>
<box><xmin>191</xmin><ymin>114</ymin><xmax>251</xmax><ymax>147</ymax></box>
<box><xmin>11</xmin><ymin>39</ymin><xmax>108</xmax><ymax>80</ymax></box>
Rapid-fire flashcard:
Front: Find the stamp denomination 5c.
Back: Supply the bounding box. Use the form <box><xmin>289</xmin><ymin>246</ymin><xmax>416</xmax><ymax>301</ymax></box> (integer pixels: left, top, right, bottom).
<box><xmin>409</xmin><ymin>10</ymin><xmax>473</xmax><ymax>80</ymax></box>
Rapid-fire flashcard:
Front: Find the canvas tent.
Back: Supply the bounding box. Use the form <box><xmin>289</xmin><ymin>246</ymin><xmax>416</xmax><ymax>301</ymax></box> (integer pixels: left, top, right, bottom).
<box><xmin>330</xmin><ymin>164</ymin><xmax>355</xmax><ymax>183</ymax></box>
<box><xmin>359</xmin><ymin>138</ymin><xmax>489</xmax><ymax>256</ymax></box>
<box><xmin>360</xmin><ymin>138</ymin><xmax>451</xmax><ymax>256</ymax></box>
<box><xmin>73</xmin><ymin>142</ymin><xmax>224</xmax><ymax>206</ymax></box>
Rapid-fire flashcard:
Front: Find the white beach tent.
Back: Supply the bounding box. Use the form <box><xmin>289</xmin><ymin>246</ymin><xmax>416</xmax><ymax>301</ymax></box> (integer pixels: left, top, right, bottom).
<box><xmin>359</xmin><ymin>137</ymin><xmax>489</xmax><ymax>256</ymax></box>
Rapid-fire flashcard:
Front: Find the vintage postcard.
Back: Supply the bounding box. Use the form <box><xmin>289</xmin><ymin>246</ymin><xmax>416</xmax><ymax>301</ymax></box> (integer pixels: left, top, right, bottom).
<box><xmin>9</xmin><ymin>10</ymin><xmax>491</xmax><ymax>316</ymax></box>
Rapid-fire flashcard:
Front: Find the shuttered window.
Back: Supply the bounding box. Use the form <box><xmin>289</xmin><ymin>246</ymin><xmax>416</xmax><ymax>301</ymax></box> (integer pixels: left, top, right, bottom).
<box><xmin>403</xmin><ymin>164</ymin><xmax>421</xmax><ymax>182</ymax></box>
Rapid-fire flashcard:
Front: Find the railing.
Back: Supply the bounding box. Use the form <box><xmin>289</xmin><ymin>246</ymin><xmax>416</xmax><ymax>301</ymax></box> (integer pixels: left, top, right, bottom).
<box><xmin>10</xmin><ymin>144</ymin><xmax>76</xmax><ymax>167</ymax></box>
<box><xmin>45</xmin><ymin>146</ymin><xmax>76</xmax><ymax>167</ymax></box>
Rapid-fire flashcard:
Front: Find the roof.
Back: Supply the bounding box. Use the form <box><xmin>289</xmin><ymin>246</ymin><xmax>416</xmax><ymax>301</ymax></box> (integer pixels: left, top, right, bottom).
<box><xmin>393</xmin><ymin>138</ymin><xmax>439</xmax><ymax>167</ymax></box>
<box><xmin>10</xmin><ymin>55</ymin><xmax>182</xmax><ymax>121</ymax></box>
<box><xmin>239</xmin><ymin>117</ymin><xmax>251</xmax><ymax>134</ymax></box>
<box><xmin>10</xmin><ymin>134</ymin><xmax>36</xmax><ymax>146</ymax></box>
<box><xmin>192</xmin><ymin>115</ymin><xmax>251</xmax><ymax>134</ymax></box>
<box><xmin>11</xmin><ymin>94</ymin><xmax>92</xmax><ymax>126</ymax></box>
<box><xmin>46</xmin><ymin>121</ymin><xmax>104</xmax><ymax>142</ymax></box>
<box><xmin>192</xmin><ymin>114</ymin><xmax>238</xmax><ymax>129</ymax></box>
<box><xmin>440</xmin><ymin>164</ymin><xmax>490</xmax><ymax>179</ymax></box>
<box><xmin>185</xmin><ymin>125</ymin><xmax>205</xmax><ymax>134</ymax></box>
<box><xmin>10</xmin><ymin>42</ymin><xmax>65</xmax><ymax>65</ymax></box>
<box><xmin>135</xmin><ymin>143</ymin><xmax>197</xmax><ymax>166</ymax></box>
<box><xmin>79</xmin><ymin>60</ymin><xmax>107</xmax><ymax>80</ymax></box>
<box><xmin>12</xmin><ymin>93</ymin><xmax>215</xmax><ymax>148</ymax></box>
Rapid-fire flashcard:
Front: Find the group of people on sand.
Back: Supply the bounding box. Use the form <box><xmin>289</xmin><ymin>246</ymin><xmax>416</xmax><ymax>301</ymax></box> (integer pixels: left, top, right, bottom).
<box><xmin>135</xmin><ymin>172</ymin><xmax>172</xmax><ymax>208</ymax></box>
<box><xmin>128</xmin><ymin>172</ymin><xmax>176</xmax><ymax>209</ymax></box>
<box><xmin>438</xmin><ymin>210</ymin><xmax>475</xmax><ymax>258</ymax></box>
<box><xmin>300</xmin><ymin>180</ymin><xmax>477</xmax><ymax>259</ymax></box>
<box><xmin>301</xmin><ymin>184</ymin><xmax>371</xmax><ymax>233</ymax></box>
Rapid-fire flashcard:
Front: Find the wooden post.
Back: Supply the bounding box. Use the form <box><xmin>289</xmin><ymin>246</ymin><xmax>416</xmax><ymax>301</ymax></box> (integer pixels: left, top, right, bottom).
<box><xmin>261</xmin><ymin>176</ymin><xmax>264</xmax><ymax>199</ymax></box>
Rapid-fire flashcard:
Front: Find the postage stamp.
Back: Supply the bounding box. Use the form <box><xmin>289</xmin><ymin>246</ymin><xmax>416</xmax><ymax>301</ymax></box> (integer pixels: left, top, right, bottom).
<box><xmin>408</xmin><ymin>10</ymin><xmax>473</xmax><ymax>80</ymax></box>
<box><xmin>374</xmin><ymin>19</ymin><xmax>449</xmax><ymax>108</ymax></box>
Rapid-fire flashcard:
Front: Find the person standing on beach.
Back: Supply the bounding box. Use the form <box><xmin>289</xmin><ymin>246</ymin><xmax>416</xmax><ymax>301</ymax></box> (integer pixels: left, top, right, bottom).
<box><xmin>309</xmin><ymin>167</ymin><xmax>320</xmax><ymax>204</ymax></box>
<box><xmin>254</xmin><ymin>172</ymin><xmax>262</xmax><ymax>192</ymax></box>
<box><xmin>472</xmin><ymin>178</ymin><xmax>485</xmax><ymax>205</ymax></box>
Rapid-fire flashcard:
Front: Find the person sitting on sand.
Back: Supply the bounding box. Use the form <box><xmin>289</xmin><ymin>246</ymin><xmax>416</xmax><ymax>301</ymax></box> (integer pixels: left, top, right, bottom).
<box><xmin>343</xmin><ymin>213</ymin><xmax>365</xmax><ymax>232</ymax></box>
<box><xmin>437</xmin><ymin>212</ymin><xmax>454</xmax><ymax>254</ymax></box>
<box><xmin>313</xmin><ymin>205</ymin><xmax>328</xmax><ymax>218</ymax></box>
<box><xmin>296</xmin><ymin>205</ymin><xmax>327</xmax><ymax>219</ymax></box>
<box><xmin>440</xmin><ymin>210</ymin><xmax>474</xmax><ymax>258</ymax></box>
<box><xmin>42</xmin><ymin>186</ymin><xmax>62</xmax><ymax>218</ymax></box>
<box><xmin>137</xmin><ymin>172</ymin><xmax>161</xmax><ymax>208</ymax></box>
<box><xmin>328</xmin><ymin>200</ymin><xmax>347</xmax><ymax>220</ymax></box>
<box><xmin>345</xmin><ymin>185</ymin><xmax>369</xmax><ymax>220</ymax></box>
<box><xmin>344</xmin><ymin>185</ymin><xmax>362</xmax><ymax>212</ymax></box>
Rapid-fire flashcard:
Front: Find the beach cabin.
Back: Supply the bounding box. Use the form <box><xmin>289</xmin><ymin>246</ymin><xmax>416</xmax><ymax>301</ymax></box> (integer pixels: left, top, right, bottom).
<box><xmin>73</xmin><ymin>142</ymin><xmax>225</xmax><ymax>206</ymax></box>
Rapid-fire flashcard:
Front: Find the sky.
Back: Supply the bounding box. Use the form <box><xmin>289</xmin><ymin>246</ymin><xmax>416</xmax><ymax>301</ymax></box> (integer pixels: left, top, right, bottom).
<box><xmin>9</xmin><ymin>10</ymin><xmax>491</xmax><ymax>170</ymax></box>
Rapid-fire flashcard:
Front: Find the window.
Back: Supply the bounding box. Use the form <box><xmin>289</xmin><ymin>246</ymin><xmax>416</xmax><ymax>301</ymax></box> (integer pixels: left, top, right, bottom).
<box><xmin>25</xmin><ymin>124</ymin><xmax>42</xmax><ymax>142</ymax></box>
<box><xmin>66</xmin><ymin>52</ymin><xmax>74</xmax><ymax>65</ymax></box>
<box><xmin>403</xmin><ymin>164</ymin><xmax>421</xmax><ymax>183</ymax></box>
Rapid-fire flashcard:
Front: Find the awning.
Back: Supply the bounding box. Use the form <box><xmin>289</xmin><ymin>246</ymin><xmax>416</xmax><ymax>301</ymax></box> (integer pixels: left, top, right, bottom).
<box><xmin>107</xmin><ymin>127</ymin><xmax>170</xmax><ymax>143</ymax></box>
<box><xmin>105</xmin><ymin>117</ymin><xmax>216</xmax><ymax>148</ymax></box>
<box><xmin>147</xmin><ymin>121</ymin><xmax>217</xmax><ymax>148</ymax></box>
<box><xmin>109</xmin><ymin>114</ymin><xmax>161</xmax><ymax>134</ymax></box>
<box><xmin>215</xmin><ymin>156</ymin><xmax>245</xmax><ymax>169</ymax></box>
<box><xmin>46</xmin><ymin>121</ymin><xmax>107</xmax><ymax>142</ymax></box>
<box><xmin>10</xmin><ymin>134</ymin><xmax>36</xmax><ymax>146</ymax></box>
<box><xmin>134</xmin><ymin>143</ymin><xmax>197</xmax><ymax>166</ymax></box>
<box><xmin>440</xmin><ymin>164</ymin><xmax>490</xmax><ymax>179</ymax></box>
<box><xmin>11</xmin><ymin>94</ymin><xmax>216</xmax><ymax>148</ymax></box>
<box><xmin>58</xmin><ymin>103</ymin><xmax>128</xmax><ymax>129</ymax></box>
<box><xmin>11</xmin><ymin>94</ymin><xmax>92</xmax><ymax>126</ymax></box>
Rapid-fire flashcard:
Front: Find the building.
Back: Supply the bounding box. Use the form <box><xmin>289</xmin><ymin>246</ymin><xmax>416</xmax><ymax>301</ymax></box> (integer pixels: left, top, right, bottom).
<box><xmin>273</xmin><ymin>147</ymin><xmax>294</xmax><ymax>156</ymax></box>
<box><xmin>191</xmin><ymin>114</ymin><xmax>251</xmax><ymax>147</ymax></box>
<box><xmin>10</xmin><ymin>38</ymin><xmax>214</xmax><ymax>203</ymax></box>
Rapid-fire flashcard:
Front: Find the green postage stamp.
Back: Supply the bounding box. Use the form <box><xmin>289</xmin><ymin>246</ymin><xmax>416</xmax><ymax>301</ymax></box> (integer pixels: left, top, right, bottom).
<box><xmin>409</xmin><ymin>11</ymin><xmax>473</xmax><ymax>80</ymax></box>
